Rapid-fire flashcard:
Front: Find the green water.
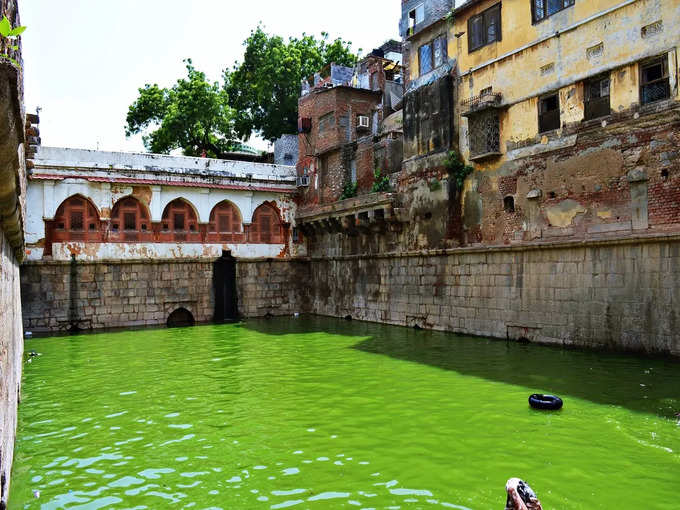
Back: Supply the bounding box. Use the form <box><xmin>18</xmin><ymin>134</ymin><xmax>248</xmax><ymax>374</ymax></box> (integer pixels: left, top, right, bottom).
<box><xmin>9</xmin><ymin>317</ymin><xmax>680</xmax><ymax>509</ymax></box>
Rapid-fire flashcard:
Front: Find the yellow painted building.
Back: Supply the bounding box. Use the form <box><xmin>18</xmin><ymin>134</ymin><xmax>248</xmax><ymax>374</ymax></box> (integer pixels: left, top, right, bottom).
<box><xmin>404</xmin><ymin>0</ymin><xmax>680</xmax><ymax>166</ymax></box>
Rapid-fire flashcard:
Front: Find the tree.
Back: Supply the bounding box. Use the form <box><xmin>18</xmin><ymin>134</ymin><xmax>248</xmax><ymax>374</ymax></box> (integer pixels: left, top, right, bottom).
<box><xmin>226</xmin><ymin>27</ymin><xmax>357</xmax><ymax>142</ymax></box>
<box><xmin>125</xmin><ymin>60</ymin><xmax>238</xmax><ymax>158</ymax></box>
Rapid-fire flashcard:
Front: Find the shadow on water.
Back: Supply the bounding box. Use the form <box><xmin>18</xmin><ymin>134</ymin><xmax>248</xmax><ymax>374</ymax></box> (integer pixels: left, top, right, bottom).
<box><xmin>241</xmin><ymin>315</ymin><xmax>680</xmax><ymax>420</ymax></box>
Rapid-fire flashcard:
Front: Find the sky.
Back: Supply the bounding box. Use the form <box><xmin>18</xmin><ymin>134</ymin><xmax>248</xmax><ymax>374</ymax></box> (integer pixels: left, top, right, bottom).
<box><xmin>20</xmin><ymin>0</ymin><xmax>401</xmax><ymax>153</ymax></box>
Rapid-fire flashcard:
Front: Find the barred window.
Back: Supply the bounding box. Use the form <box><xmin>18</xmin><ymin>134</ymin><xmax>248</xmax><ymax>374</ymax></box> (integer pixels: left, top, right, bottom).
<box><xmin>584</xmin><ymin>74</ymin><xmax>610</xmax><ymax>120</ymax></box>
<box><xmin>468</xmin><ymin>4</ymin><xmax>501</xmax><ymax>52</ymax></box>
<box><xmin>640</xmin><ymin>56</ymin><xmax>670</xmax><ymax>105</ymax></box>
<box><xmin>533</xmin><ymin>0</ymin><xmax>574</xmax><ymax>23</ymax></box>
<box><xmin>419</xmin><ymin>34</ymin><xmax>447</xmax><ymax>76</ymax></box>
<box><xmin>468</xmin><ymin>110</ymin><xmax>500</xmax><ymax>158</ymax></box>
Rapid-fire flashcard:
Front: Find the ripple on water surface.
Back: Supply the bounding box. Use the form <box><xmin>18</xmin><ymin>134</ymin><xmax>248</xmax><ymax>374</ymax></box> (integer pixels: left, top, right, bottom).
<box><xmin>9</xmin><ymin>317</ymin><xmax>680</xmax><ymax>509</ymax></box>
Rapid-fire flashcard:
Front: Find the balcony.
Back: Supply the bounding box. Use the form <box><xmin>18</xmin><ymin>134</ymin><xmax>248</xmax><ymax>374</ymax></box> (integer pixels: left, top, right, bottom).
<box><xmin>296</xmin><ymin>192</ymin><xmax>406</xmax><ymax>237</ymax></box>
<box><xmin>461</xmin><ymin>92</ymin><xmax>503</xmax><ymax>117</ymax></box>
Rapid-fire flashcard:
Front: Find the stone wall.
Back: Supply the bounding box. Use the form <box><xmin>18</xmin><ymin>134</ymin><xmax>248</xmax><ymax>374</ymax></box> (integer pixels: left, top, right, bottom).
<box><xmin>0</xmin><ymin>233</ymin><xmax>23</xmax><ymax>510</ymax></box>
<box><xmin>0</xmin><ymin>0</ymin><xmax>25</xmax><ymax>505</ymax></box>
<box><xmin>305</xmin><ymin>236</ymin><xmax>680</xmax><ymax>356</ymax></box>
<box><xmin>20</xmin><ymin>258</ymin><xmax>306</xmax><ymax>333</ymax></box>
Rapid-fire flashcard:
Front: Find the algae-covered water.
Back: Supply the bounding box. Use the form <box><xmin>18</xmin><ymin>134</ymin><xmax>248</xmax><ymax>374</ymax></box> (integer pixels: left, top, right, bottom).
<box><xmin>10</xmin><ymin>317</ymin><xmax>680</xmax><ymax>509</ymax></box>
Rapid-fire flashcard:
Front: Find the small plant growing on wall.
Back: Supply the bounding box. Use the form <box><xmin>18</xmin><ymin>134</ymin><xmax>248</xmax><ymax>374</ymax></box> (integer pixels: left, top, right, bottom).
<box><xmin>340</xmin><ymin>180</ymin><xmax>358</xmax><ymax>200</ymax></box>
<box><xmin>371</xmin><ymin>168</ymin><xmax>390</xmax><ymax>193</ymax></box>
<box><xmin>0</xmin><ymin>15</ymin><xmax>26</xmax><ymax>68</ymax></box>
<box><xmin>444</xmin><ymin>150</ymin><xmax>473</xmax><ymax>192</ymax></box>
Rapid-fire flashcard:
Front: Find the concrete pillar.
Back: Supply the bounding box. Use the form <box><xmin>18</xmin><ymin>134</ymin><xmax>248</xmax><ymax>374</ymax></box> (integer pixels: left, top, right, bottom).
<box><xmin>150</xmin><ymin>186</ymin><xmax>162</xmax><ymax>222</ymax></box>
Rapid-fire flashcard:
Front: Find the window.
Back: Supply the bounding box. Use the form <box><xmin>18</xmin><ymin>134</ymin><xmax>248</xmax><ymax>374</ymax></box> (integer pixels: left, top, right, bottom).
<box><xmin>533</xmin><ymin>0</ymin><xmax>574</xmax><ymax>23</ymax></box>
<box><xmin>640</xmin><ymin>56</ymin><xmax>670</xmax><ymax>105</ymax></box>
<box><xmin>468</xmin><ymin>4</ymin><xmax>501</xmax><ymax>52</ymax></box>
<box><xmin>350</xmin><ymin>158</ymin><xmax>357</xmax><ymax>184</ymax></box>
<box><xmin>584</xmin><ymin>74</ymin><xmax>610</xmax><ymax>120</ymax></box>
<box><xmin>419</xmin><ymin>43</ymin><xmax>433</xmax><ymax>75</ymax></box>
<box><xmin>468</xmin><ymin>109</ymin><xmax>500</xmax><ymax>158</ymax></box>
<box><xmin>504</xmin><ymin>196</ymin><xmax>515</xmax><ymax>213</ymax></box>
<box><xmin>318</xmin><ymin>112</ymin><xmax>335</xmax><ymax>134</ymax></box>
<box><xmin>70</xmin><ymin>211</ymin><xmax>84</xmax><ymax>231</ymax></box>
<box><xmin>419</xmin><ymin>34</ymin><xmax>447</xmax><ymax>76</ymax></box>
<box><xmin>408</xmin><ymin>4</ymin><xmax>425</xmax><ymax>35</ymax></box>
<box><xmin>538</xmin><ymin>93</ymin><xmax>560</xmax><ymax>133</ymax></box>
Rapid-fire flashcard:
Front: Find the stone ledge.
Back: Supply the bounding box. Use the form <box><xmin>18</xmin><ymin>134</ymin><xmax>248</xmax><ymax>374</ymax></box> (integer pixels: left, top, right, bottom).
<box><xmin>306</xmin><ymin>231</ymin><xmax>680</xmax><ymax>262</ymax></box>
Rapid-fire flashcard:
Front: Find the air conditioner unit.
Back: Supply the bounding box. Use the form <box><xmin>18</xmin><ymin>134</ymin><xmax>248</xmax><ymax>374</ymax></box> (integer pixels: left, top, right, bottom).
<box><xmin>357</xmin><ymin>115</ymin><xmax>370</xmax><ymax>129</ymax></box>
<box><xmin>296</xmin><ymin>175</ymin><xmax>310</xmax><ymax>187</ymax></box>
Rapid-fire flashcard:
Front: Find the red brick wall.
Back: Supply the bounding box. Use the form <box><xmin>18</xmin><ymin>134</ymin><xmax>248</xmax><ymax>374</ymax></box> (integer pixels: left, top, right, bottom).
<box><xmin>297</xmin><ymin>87</ymin><xmax>382</xmax><ymax>207</ymax></box>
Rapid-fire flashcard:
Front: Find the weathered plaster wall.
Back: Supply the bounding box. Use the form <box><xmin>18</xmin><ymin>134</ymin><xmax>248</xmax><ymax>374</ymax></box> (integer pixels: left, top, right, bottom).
<box><xmin>0</xmin><ymin>0</ymin><xmax>24</xmax><ymax>505</ymax></box>
<box><xmin>0</xmin><ymin>232</ymin><xmax>23</xmax><ymax>510</ymax></box>
<box><xmin>305</xmin><ymin>237</ymin><xmax>680</xmax><ymax>356</ymax></box>
<box><xmin>20</xmin><ymin>258</ymin><xmax>306</xmax><ymax>333</ymax></box>
<box><xmin>36</xmin><ymin>242</ymin><xmax>288</xmax><ymax>262</ymax></box>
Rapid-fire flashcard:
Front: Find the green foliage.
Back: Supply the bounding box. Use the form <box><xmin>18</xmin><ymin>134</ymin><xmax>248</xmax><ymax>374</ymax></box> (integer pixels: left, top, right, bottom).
<box><xmin>340</xmin><ymin>180</ymin><xmax>358</xmax><ymax>201</ymax></box>
<box><xmin>429</xmin><ymin>178</ymin><xmax>442</xmax><ymax>192</ymax></box>
<box><xmin>226</xmin><ymin>26</ymin><xmax>357</xmax><ymax>142</ymax></box>
<box><xmin>444</xmin><ymin>150</ymin><xmax>474</xmax><ymax>192</ymax></box>
<box><xmin>125</xmin><ymin>60</ymin><xmax>238</xmax><ymax>158</ymax></box>
<box><xmin>0</xmin><ymin>15</ymin><xmax>26</xmax><ymax>69</ymax></box>
<box><xmin>371</xmin><ymin>168</ymin><xmax>390</xmax><ymax>193</ymax></box>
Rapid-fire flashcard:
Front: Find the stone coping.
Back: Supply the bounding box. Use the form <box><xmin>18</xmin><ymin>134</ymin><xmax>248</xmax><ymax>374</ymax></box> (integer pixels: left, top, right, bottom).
<box><xmin>23</xmin><ymin>232</ymin><xmax>680</xmax><ymax>267</ymax></box>
<box><xmin>305</xmin><ymin>232</ymin><xmax>680</xmax><ymax>261</ymax></box>
<box><xmin>22</xmin><ymin>256</ymin><xmax>305</xmax><ymax>266</ymax></box>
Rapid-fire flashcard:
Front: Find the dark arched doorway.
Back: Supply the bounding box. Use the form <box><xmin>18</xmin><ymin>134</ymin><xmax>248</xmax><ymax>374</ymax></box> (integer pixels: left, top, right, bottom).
<box><xmin>213</xmin><ymin>250</ymin><xmax>239</xmax><ymax>322</ymax></box>
<box><xmin>167</xmin><ymin>308</ymin><xmax>195</xmax><ymax>328</ymax></box>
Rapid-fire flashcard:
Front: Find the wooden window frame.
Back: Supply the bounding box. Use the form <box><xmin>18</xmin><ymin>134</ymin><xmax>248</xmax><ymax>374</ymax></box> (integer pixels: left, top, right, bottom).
<box><xmin>538</xmin><ymin>93</ymin><xmax>561</xmax><ymax>133</ymax></box>
<box><xmin>639</xmin><ymin>55</ymin><xmax>671</xmax><ymax>105</ymax></box>
<box><xmin>468</xmin><ymin>3</ymin><xmax>502</xmax><ymax>53</ymax></box>
<box><xmin>584</xmin><ymin>74</ymin><xmax>611</xmax><ymax>121</ymax></box>
<box><xmin>532</xmin><ymin>0</ymin><xmax>575</xmax><ymax>24</ymax></box>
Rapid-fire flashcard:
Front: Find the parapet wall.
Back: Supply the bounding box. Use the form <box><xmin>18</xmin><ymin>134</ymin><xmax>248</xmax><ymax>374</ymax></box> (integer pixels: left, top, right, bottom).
<box><xmin>305</xmin><ymin>236</ymin><xmax>680</xmax><ymax>356</ymax></box>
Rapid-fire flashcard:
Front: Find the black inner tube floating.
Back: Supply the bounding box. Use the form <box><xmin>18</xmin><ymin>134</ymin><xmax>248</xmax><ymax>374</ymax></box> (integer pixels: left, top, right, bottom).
<box><xmin>529</xmin><ymin>394</ymin><xmax>563</xmax><ymax>410</ymax></box>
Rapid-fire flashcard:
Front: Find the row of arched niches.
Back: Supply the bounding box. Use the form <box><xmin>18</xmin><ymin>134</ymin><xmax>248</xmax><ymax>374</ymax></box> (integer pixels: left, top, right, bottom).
<box><xmin>45</xmin><ymin>195</ymin><xmax>287</xmax><ymax>255</ymax></box>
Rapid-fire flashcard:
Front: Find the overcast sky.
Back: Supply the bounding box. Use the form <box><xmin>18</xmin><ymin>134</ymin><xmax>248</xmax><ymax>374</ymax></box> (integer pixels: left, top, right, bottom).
<box><xmin>20</xmin><ymin>1</ymin><xmax>401</xmax><ymax>153</ymax></box>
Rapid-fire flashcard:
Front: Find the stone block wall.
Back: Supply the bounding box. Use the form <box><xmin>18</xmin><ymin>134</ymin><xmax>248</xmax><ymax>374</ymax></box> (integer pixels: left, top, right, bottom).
<box><xmin>20</xmin><ymin>258</ymin><xmax>306</xmax><ymax>333</ymax></box>
<box><xmin>21</xmin><ymin>259</ymin><xmax>214</xmax><ymax>332</ymax></box>
<box><xmin>305</xmin><ymin>236</ymin><xmax>680</xmax><ymax>356</ymax></box>
<box><xmin>0</xmin><ymin>233</ymin><xmax>23</xmax><ymax>509</ymax></box>
<box><xmin>237</xmin><ymin>259</ymin><xmax>310</xmax><ymax>317</ymax></box>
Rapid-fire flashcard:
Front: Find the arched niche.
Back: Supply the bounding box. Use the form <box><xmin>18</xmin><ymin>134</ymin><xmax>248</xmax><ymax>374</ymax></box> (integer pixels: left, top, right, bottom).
<box><xmin>45</xmin><ymin>195</ymin><xmax>103</xmax><ymax>255</ymax></box>
<box><xmin>207</xmin><ymin>200</ymin><xmax>245</xmax><ymax>243</ymax></box>
<box><xmin>249</xmin><ymin>201</ymin><xmax>285</xmax><ymax>244</ymax></box>
<box><xmin>109</xmin><ymin>196</ymin><xmax>153</xmax><ymax>242</ymax></box>
<box><xmin>159</xmin><ymin>198</ymin><xmax>202</xmax><ymax>242</ymax></box>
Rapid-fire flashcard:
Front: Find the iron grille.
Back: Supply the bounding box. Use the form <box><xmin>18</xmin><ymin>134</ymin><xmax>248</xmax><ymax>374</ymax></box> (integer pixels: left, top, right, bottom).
<box><xmin>469</xmin><ymin>110</ymin><xmax>500</xmax><ymax>157</ymax></box>
<box><xmin>584</xmin><ymin>96</ymin><xmax>610</xmax><ymax>120</ymax></box>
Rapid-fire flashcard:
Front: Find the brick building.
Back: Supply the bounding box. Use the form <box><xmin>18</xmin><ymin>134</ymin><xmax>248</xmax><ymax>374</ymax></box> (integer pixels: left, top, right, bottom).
<box><xmin>295</xmin><ymin>43</ymin><xmax>405</xmax><ymax>238</ymax></box>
